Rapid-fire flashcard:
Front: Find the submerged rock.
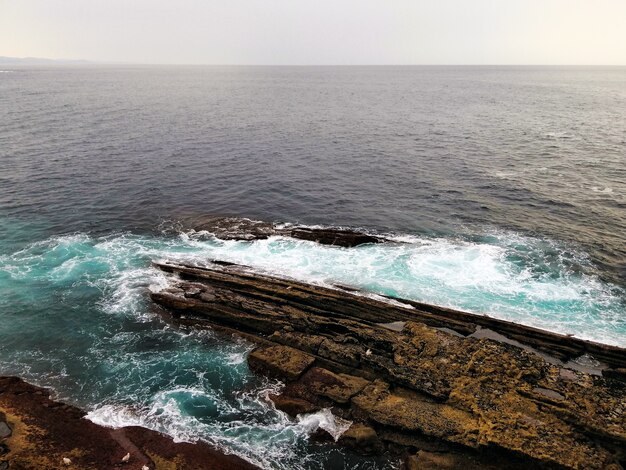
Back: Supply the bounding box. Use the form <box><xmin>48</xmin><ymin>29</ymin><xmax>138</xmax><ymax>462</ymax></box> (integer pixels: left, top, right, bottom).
<box><xmin>152</xmin><ymin>260</ymin><xmax>626</xmax><ymax>470</ymax></box>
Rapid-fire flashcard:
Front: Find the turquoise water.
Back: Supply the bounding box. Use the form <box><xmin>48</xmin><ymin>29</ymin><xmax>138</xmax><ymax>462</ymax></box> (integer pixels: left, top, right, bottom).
<box><xmin>0</xmin><ymin>223</ymin><xmax>625</xmax><ymax>468</ymax></box>
<box><xmin>0</xmin><ymin>227</ymin><xmax>394</xmax><ymax>469</ymax></box>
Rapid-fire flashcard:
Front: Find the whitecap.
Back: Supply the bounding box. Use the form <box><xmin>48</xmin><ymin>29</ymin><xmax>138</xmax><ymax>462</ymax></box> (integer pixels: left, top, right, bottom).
<box><xmin>296</xmin><ymin>408</ymin><xmax>352</xmax><ymax>442</ymax></box>
<box><xmin>591</xmin><ymin>186</ymin><xmax>613</xmax><ymax>194</ymax></box>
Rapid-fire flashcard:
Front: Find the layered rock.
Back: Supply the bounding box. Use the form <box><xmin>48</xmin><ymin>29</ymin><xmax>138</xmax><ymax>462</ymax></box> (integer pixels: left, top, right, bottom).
<box><xmin>180</xmin><ymin>215</ymin><xmax>387</xmax><ymax>247</ymax></box>
<box><xmin>0</xmin><ymin>376</ymin><xmax>258</xmax><ymax>470</ymax></box>
<box><xmin>151</xmin><ymin>260</ymin><xmax>626</xmax><ymax>470</ymax></box>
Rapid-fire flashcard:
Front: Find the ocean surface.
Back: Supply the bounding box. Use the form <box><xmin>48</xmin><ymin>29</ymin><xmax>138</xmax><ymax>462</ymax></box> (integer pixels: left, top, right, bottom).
<box><xmin>1</xmin><ymin>65</ymin><xmax>625</xmax><ymax>469</ymax></box>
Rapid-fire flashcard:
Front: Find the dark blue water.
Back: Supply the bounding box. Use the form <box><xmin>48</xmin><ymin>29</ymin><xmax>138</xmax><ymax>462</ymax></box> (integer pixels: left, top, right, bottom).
<box><xmin>0</xmin><ymin>66</ymin><xmax>625</xmax><ymax>469</ymax></box>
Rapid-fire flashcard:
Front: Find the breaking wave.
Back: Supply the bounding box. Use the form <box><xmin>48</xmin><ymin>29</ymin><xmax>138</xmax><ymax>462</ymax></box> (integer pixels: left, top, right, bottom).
<box><xmin>0</xmin><ymin>222</ymin><xmax>624</xmax><ymax>469</ymax></box>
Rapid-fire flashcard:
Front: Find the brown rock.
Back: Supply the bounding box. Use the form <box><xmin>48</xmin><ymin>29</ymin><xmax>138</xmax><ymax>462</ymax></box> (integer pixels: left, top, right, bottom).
<box><xmin>300</xmin><ymin>367</ymin><xmax>370</xmax><ymax>404</ymax></box>
<box><xmin>351</xmin><ymin>381</ymin><xmax>478</xmax><ymax>445</ymax></box>
<box><xmin>269</xmin><ymin>331</ymin><xmax>325</xmax><ymax>354</ymax></box>
<box><xmin>318</xmin><ymin>339</ymin><xmax>362</xmax><ymax>368</ymax></box>
<box><xmin>406</xmin><ymin>451</ymin><xmax>485</xmax><ymax>470</ymax></box>
<box><xmin>151</xmin><ymin>260</ymin><xmax>626</xmax><ymax>469</ymax></box>
<box><xmin>248</xmin><ymin>345</ymin><xmax>315</xmax><ymax>381</ymax></box>
<box><xmin>405</xmin><ymin>454</ymin><xmax>420</xmax><ymax>470</ymax></box>
<box><xmin>0</xmin><ymin>376</ymin><xmax>258</xmax><ymax>470</ymax></box>
<box><xmin>338</xmin><ymin>423</ymin><xmax>382</xmax><ymax>453</ymax></box>
<box><xmin>269</xmin><ymin>395</ymin><xmax>318</xmax><ymax>416</ymax></box>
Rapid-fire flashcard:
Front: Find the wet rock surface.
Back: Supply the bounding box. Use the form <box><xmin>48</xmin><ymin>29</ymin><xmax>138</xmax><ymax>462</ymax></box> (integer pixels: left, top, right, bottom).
<box><xmin>151</xmin><ymin>260</ymin><xmax>626</xmax><ymax>470</ymax></box>
<box><xmin>337</xmin><ymin>423</ymin><xmax>383</xmax><ymax>454</ymax></box>
<box><xmin>181</xmin><ymin>215</ymin><xmax>388</xmax><ymax>247</ymax></box>
<box><xmin>0</xmin><ymin>376</ymin><xmax>258</xmax><ymax>470</ymax></box>
<box><xmin>248</xmin><ymin>345</ymin><xmax>315</xmax><ymax>380</ymax></box>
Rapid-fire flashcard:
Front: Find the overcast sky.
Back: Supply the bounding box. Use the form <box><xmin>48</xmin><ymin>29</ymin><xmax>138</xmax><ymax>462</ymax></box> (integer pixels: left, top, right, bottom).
<box><xmin>1</xmin><ymin>0</ymin><xmax>625</xmax><ymax>65</ymax></box>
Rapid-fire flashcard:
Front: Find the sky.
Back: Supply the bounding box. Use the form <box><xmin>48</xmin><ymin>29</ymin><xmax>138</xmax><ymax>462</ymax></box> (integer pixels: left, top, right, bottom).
<box><xmin>1</xmin><ymin>0</ymin><xmax>625</xmax><ymax>65</ymax></box>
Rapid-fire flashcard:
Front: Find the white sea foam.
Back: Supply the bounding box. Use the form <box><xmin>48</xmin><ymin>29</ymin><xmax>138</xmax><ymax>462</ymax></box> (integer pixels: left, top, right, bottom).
<box><xmin>3</xmin><ymin>229</ymin><xmax>625</xmax><ymax>345</ymax></box>
<box><xmin>382</xmin><ymin>233</ymin><xmax>428</xmax><ymax>244</ymax></box>
<box><xmin>591</xmin><ymin>186</ymin><xmax>613</xmax><ymax>194</ymax></box>
<box><xmin>296</xmin><ymin>409</ymin><xmax>352</xmax><ymax>442</ymax></box>
<box><xmin>87</xmin><ymin>399</ymin><xmax>352</xmax><ymax>467</ymax></box>
<box><xmin>86</xmin><ymin>404</ymin><xmax>144</xmax><ymax>428</ymax></box>
<box><xmin>63</xmin><ymin>227</ymin><xmax>622</xmax><ymax>346</ymax></box>
<box><xmin>225</xmin><ymin>351</ymin><xmax>250</xmax><ymax>365</ymax></box>
<box><xmin>85</xmin><ymin>380</ymin><xmax>341</xmax><ymax>470</ymax></box>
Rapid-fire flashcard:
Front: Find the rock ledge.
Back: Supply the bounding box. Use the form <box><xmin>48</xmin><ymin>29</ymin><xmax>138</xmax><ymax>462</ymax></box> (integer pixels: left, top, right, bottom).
<box><xmin>152</xmin><ymin>260</ymin><xmax>626</xmax><ymax>470</ymax></box>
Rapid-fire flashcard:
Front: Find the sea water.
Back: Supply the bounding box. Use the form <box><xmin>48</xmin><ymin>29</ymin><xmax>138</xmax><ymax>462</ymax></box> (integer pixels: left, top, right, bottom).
<box><xmin>0</xmin><ymin>227</ymin><xmax>624</xmax><ymax>467</ymax></box>
<box><xmin>1</xmin><ymin>65</ymin><xmax>625</xmax><ymax>468</ymax></box>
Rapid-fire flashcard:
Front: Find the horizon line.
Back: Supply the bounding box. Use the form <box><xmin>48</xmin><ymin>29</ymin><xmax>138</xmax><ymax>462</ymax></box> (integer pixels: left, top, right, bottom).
<box><xmin>2</xmin><ymin>60</ymin><xmax>626</xmax><ymax>67</ymax></box>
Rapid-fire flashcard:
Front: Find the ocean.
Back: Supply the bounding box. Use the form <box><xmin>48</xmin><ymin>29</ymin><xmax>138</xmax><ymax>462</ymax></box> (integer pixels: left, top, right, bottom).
<box><xmin>1</xmin><ymin>65</ymin><xmax>625</xmax><ymax>469</ymax></box>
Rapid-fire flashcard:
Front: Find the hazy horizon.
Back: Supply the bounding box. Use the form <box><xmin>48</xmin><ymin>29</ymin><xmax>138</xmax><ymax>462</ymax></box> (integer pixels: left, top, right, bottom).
<box><xmin>4</xmin><ymin>57</ymin><xmax>626</xmax><ymax>67</ymax></box>
<box><xmin>1</xmin><ymin>0</ymin><xmax>625</xmax><ymax>66</ymax></box>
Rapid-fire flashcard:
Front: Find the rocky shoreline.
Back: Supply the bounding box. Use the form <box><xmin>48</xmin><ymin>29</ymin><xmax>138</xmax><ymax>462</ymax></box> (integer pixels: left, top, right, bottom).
<box><xmin>0</xmin><ymin>376</ymin><xmax>258</xmax><ymax>470</ymax></box>
<box><xmin>151</xmin><ymin>255</ymin><xmax>626</xmax><ymax>470</ymax></box>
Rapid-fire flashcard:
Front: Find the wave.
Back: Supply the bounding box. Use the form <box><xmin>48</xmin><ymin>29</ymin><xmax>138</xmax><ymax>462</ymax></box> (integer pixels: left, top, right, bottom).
<box><xmin>86</xmin><ymin>383</ymin><xmax>355</xmax><ymax>469</ymax></box>
<box><xmin>296</xmin><ymin>409</ymin><xmax>352</xmax><ymax>442</ymax></box>
<box><xmin>2</xmin><ymin>226</ymin><xmax>625</xmax><ymax>344</ymax></box>
<box><xmin>0</xmin><ymin>223</ymin><xmax>625</xmax><ymax>469</ymax></box>
<box><xmin>172</xmin><ymin>227</ymin><xmax>625</xmax><ymax>345</ymax></box>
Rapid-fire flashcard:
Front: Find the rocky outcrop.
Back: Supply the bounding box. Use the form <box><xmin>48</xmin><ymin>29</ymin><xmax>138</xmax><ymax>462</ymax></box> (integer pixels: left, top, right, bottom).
<box><xmin>181</xmin><ymin>215</ymin><xmax>387</xmax><ymax>247</ymax></box>
<box><xmin>151</xmin><ymin>260</ymin><xmax>626</xmax><ymax>470</ymax></box>
<box><xmin>285</xmin><ymin>227</ymin><xmax>382</xmax><ymax>247</ymax></box>
<box><xmin>0</xmin><ymin>376</ymin><xmax>258</xmax><ymax>470</ymax></box>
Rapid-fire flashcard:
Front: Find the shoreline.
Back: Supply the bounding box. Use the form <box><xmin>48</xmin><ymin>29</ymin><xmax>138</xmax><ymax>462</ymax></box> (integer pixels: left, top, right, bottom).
<box><xmin>2</xmin><ymin>222</ymin><xmax>624</xmax><ymax>469</ymax></box>
<box><xmin>152</xmin><ymin>255</ymin><xmax>626</xmax><ymax>469</ymax></box>
<box><xmin>0</xmin><ymin>376</ymin><xmax>258</xmax><ymax>470</ymax></box>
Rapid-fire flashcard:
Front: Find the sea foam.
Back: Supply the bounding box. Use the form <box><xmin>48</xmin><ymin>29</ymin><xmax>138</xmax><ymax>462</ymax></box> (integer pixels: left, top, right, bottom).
<box><xmin>1</xmin><ymin>226</ymin><xmax>625</xmax><ymax>470</ymax></box>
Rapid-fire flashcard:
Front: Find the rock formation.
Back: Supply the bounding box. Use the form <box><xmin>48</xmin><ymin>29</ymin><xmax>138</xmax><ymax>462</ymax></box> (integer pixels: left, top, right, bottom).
<box><xmin>151</xmin><ymin>259</ymin><xmax>626</xmax><ymax>470</ymax></box>
<box><xmin>0</xmin><ymin>376</ymin><xmax>258</xmax><ymax>470</ymax></box>
<box><xmin>179</xmin><ymin>215</ymin><xmax>387</xmax><ymax>247</ymax></box>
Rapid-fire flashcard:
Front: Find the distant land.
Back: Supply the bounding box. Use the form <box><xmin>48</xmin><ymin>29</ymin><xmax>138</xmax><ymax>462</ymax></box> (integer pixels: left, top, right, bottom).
<box><xmin>0</xmin><ymin>56</ymin><xmax>91</xmax><ymax>65</ymax></box>
<box><xmin>2</xmin><ymin>57</ymin><xmax>624</xmax><ymax>66</ymax></box>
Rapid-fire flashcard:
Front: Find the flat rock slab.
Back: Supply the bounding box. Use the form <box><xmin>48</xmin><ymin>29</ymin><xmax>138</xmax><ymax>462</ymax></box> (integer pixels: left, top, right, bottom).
<box><xmin>338</xmin><ymin>423</ymin><xmax>383</xmax><ymax>453</ymax></box>
<box><xmin>269</xmin><ymin>395</ymin><xmax>318</xmax><ymax>416</ymax></box>
<box><xmin>248</xmin><ymin>345</ymin><xmax>315</xmax><ymax>381</ymax></box>
<box><xmin>351</xmin><ymin>381</ymin><xmax>477</xmax><ymax>443</ymax></box>
<box><xmin>300</xmin><ymin>367</ymin><xmax>370</xmax><ymax>404</ymax></box>
<box><xmin>377</xmin><ymin>321</ymin><xmax>407</xmax><ymax>332</ymax></box>
<box><xmin>318</xmin><ymin>339</ymin><xmax>362</xmax><ymax>367</ymax></box>
<box><xmin>406</xmin><ymin>450</ymin><xmax>501</xmax><ymax>470</ymax></box>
